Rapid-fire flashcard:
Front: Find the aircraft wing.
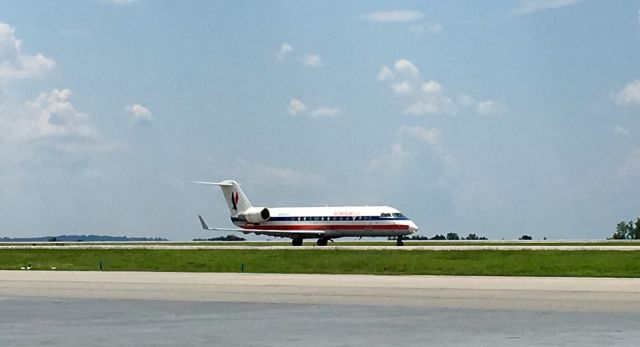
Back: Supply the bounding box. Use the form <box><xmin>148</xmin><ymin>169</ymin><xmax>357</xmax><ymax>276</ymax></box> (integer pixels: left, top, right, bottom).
<box><xmin>198</xmin><ymin>215</ymin><xmax>325</xmax><ymax>237</ymax></box>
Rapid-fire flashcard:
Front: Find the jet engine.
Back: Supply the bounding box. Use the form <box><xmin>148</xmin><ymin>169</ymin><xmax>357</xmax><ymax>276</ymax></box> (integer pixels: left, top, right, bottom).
<box><xmin>241</xmin><ymin>207</ymin><xmax>271</xmax><ymax>224</ymax></box>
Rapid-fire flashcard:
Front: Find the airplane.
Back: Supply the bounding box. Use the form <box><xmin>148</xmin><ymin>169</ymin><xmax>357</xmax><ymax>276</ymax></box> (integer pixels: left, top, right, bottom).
<box><xmin>196</xmin><ymin>179</ymin><xmax>418</xmax><ymax>246</ymax></box>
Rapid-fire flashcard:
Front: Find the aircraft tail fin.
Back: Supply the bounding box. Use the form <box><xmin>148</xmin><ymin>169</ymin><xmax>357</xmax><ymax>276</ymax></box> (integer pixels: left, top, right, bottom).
<box><xmin>194</xmin><ymin>180</ymin><xmax>252</xmax><ymax>216</ymax></box>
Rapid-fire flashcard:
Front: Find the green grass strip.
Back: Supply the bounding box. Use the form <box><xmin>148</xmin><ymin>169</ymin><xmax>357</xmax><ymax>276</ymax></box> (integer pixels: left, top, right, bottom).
<box><xmin>2</xmin><ymin>249</ymin><xmax>640</xmax><ymax>277</ymax></box>
<box><xmin>4</xmin><ymin>241</ymin><xmax>640</xmax><ymax>247</ymax></box>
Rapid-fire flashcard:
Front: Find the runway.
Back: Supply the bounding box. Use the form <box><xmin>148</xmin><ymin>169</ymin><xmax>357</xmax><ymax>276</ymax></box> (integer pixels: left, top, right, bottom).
<box><xmin>1</xmin><ymin>271</ymin><xmax>639</xmax><ymax>346</ymax></box>
<box><xmin>1</xmin><ymin>243</ymin><xmax>640</xmax><ymax>250</ymax></box>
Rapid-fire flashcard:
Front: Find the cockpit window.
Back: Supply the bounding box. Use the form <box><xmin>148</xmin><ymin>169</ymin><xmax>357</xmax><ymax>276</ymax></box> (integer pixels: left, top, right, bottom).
<box><xmin>380</xmin><ymin>213</ymin><xmax>392</xmax><ymax>218</ymax></box>
<box><xmin>392</xmin><ymin>213</ymin><xmax>405</xmax><ymax>218</ymax></box>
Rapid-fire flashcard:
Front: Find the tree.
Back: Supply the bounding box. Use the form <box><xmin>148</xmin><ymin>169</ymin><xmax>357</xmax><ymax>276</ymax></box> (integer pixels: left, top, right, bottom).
<box><xmin>446</xmin><ymin>232</ymin><xmax>460</xmax><ymax>240</ymax></box>
<box><xmin>612</xmin><ymin>221</ymin><xmax>631</xmax><ymax>239</ymax></box>
<box><xmin>519</xmin><ymin>235</ymin><xmax>532</xmax><ymax>240</ymax></box>
<box><xmin>630</xmin><ymin>218</ymin><xmax>640</xmax><ymax>240</ymax></box>
<box><xmin>465</xmin><ymin>233</ymin><xmax>479</xmax><ymax>240</ymax></box>
<box><xmin>611</xmin><ymin>219</ymin><xmax>640</xmax><ymax>240</ymax></box>
<box><xmin>409</xmin><ymin>235</ymin><xmax>430</xmax><ymax>240</ymax></box>
<box><xmin>431</xmin><ymin>234</ymin><xmax>446</xmax><ymax>240</ymax></box>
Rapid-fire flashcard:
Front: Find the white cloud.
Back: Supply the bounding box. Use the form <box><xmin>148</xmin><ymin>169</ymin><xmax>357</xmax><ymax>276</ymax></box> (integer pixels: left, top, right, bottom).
<box><xmin>368</xmin><ymin>125</ymin><xmax>451</xmax><ymax>180</ymax></box>
<box><xmin>276</xmin><ymin>43</ymin><xmax>293</xmax><ymax>60</ymax></box>
<box><xmin>126</xmin><ymin>104</ymin><xmax>152</xmax><ymax>118</ymax></box>
<box><xmin>511</xmin><ymin>0</ymin><xmax>582</xmax><ymax>16</ymax></box>
<box><xmin>287</xmin><ymin>98</ymin><xmax>340</xmax><ymax>119</ymax></box>
<box><xmin>0</xmin><ymin>89</ymin><xmax>114</xmax><ymax>156</ymax></box>
<box><xmin>311</xmin><ymin>107</ymin><xmax>340</xmax><ymax>118</ymax></box>
<box><xmin>23</xmin><ymin>89</ymin><xmax>99</xmax><ymax>142</ymax></box>
<box><xmin>390</xmin><ymin>81</ymin><xmax>413</xmax><ymax>95</ymax></box>
<box><xmin>302</xmin><ymin>54</ymin><xmax>322</xmax><ymax>68</ymax></box>
<box><xmin>377</xmin><ymin>66</ymin><xmax>394</xmax><ymax>81</ymax></box>
<box><xmin>0</xmin><ymin>23</ymin><xmax>113</xmax><ymax>160</ymax></box>
<box><xmin>287</xmin><ymin>98</ymin><xmax>306</xmax><ymax>116</ymax></box>
<box><xmin>369</xmin><ymin>143</ymin><xmax>410</xmax><ymax>175</ymax></box>
<box><xmin>0</xmin><ymin>22</ymin><xmax>55</xmax><ymax>82</ymax></box>
<box><xmin>376</xmin><ymin>60</ymin><xmax>420</xmax><ymax>83</ymax></box>
<box><xmin>397</xmin><ymin>126</ymin><xmax>440</xmax><ymax>145</ymax></box>
<box><xmin>362</xmin><ymin>10</ymin><xmax>424</xmax><ymax>23</ymax></box>
<box><xmin>422</xmin><ymin>80</ymin><xmax>442</xmax><ymax>94</ymax></box>
<box><xmin>476</xmin><ymin>100</ymin><xmax>507</xmax><ymax>116</ymax></box>
<box><xmin>393</xmin><ymin>59</ymin><xmax>420</xmax><ymax>78</ymax></box>
<box><xmin>126</xmin><ymin>104</ymin><xmax>153</xmax><ymax>127</ymax></box>
<box><xmin>254</xmin><ymin>162</ymin><xmax>326</xmax><ymax>188</ymax></box>
<box><xmin>614</xmin><ymin>125</ymin><xmax>629</xmax><ymax>135</ymax></box>
<box><xmin>612</xmin><ymin>80</ymin><xmax>640</xmax><ymax>107</ymax></box>
<box><xmin>379</xmin><ymin>58</ymin><xmax>505</xmax><ymax>117</ymax></box>
<box><xmin>405</xmin><ymin>98</ymin><xmax>455</xmax><ymax>116</ymax></box>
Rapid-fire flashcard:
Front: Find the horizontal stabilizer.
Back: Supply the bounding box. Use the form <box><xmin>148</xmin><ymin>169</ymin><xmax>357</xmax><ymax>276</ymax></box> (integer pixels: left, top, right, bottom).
<box><xmin>198</xmin><ymin>215</ymin><xmax>212</xmax><ymax>230</ymax></box>
<box><xmin>193</xmin><ymin>181</ymin><xmax>233</xmax><ymax>186</ymax></box>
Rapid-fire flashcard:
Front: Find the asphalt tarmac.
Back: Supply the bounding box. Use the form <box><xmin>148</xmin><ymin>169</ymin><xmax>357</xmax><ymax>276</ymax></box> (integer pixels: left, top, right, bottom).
<box><xmin>1</xmin><ymin>272</ymin><xmax>639</xmax><ymax>346</ymax></box>
<box><xmin>1</xmin><ymin>243</ymin><xmax>640</xmax><ymax>250</ymax></box>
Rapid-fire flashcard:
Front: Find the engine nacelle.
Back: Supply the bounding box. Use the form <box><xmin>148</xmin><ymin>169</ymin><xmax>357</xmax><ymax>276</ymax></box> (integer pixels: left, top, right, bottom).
<box><xmin>241</xmin><ymin>207</ymin><xmax>270</xmax><ymax>224</ymax></box>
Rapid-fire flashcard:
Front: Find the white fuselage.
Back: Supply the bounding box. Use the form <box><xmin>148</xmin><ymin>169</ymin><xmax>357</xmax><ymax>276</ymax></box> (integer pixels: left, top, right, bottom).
<box><xmin>232</xmin><ymin>205</ymin><xmax>418</xmax><ymax>238</ymax></box>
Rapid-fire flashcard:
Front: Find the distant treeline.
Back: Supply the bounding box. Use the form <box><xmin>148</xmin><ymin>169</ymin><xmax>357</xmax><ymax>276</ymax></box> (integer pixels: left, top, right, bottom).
<box><xmin>193</xmin><ymin>235</ymin><xmax>247</xmax><ymax>242</ymax></box>
<box><xmin>0</xmin><ymin>235</ymin><xmax>168</xmax><ymax>242</ymax></box>
<box><xmin>393</xmin><ymin>233</ymin><xmax>489</xmax><ymax>241</ymax></box>
<box><xmin>405</xmin><ymin>234</ymin><xmax>538</xmax><ymax>241</ymax></box>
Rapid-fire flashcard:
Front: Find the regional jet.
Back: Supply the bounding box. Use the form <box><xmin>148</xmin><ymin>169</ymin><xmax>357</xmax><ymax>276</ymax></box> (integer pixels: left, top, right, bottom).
<box><xmin>196</xmin><ymin>180</ymin><xmax>418</xmax><ymax>246</ymax></box>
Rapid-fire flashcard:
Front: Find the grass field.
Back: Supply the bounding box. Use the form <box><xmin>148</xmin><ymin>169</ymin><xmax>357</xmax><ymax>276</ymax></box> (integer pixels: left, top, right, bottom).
<box><xmin>2</xmin><ymin>249</ymin><xmax>640</xmax><ymax>277</ymax></box>
<box><xmin>2</xmin><ymin>240</ymin><xmax>640</xmax><ymax>247</ymax></box>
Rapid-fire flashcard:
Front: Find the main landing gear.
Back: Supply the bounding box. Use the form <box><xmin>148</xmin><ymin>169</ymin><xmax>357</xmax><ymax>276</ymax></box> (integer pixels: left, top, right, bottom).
<box><xmin>292</xmin><ymin>237</ymin><xmax>303</xmax><ymax>246</ymax></box>
<box><xmin>316</xmin><ymin>238</ymin><xmax>332</xmax><ymax>246</ymax></box>
<box><xmin>396</xmin><ymin>236</ymin><xmax>404</xmax><ymax>246</ymax></box>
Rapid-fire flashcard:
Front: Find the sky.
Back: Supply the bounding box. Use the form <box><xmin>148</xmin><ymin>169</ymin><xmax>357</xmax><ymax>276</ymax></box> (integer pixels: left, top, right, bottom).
<box><xmin>0</xmin><ymin>0</ymin><xmax>639</xmax><ymax>240</ymax></box>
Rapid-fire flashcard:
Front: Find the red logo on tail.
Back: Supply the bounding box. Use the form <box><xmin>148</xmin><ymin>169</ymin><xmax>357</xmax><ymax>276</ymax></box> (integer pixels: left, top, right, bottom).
<box><xmin>231</xmin><ymin>192</ymin><xmax>239</xmax><ymax>210</ymax></box>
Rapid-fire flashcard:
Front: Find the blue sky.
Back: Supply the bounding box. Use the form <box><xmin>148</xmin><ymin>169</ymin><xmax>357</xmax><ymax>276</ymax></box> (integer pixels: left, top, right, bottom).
<box><xmin>1</xmin><ymin>0</ymin><xmax>639</xmax><ymax>240</ymax></box>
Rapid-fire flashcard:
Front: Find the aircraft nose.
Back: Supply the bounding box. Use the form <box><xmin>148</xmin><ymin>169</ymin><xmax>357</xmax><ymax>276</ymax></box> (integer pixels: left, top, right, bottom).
<box><xmin>408</xmin><ymin>221</ymin><xmax>418</xmax><ymax>233</ymax></box>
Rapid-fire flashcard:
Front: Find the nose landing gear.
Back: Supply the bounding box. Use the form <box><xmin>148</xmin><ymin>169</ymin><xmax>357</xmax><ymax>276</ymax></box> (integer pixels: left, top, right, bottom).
<box><xmin>396</xmin><ymin>236</ymin><xmax>404</xmax><ymax>246</ymax></box>
<box><xmin>292</xmin><ymin>237</ymin><xmax>303</xmax><ymax>246</ymax></box>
